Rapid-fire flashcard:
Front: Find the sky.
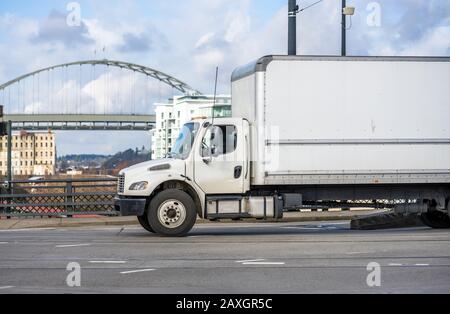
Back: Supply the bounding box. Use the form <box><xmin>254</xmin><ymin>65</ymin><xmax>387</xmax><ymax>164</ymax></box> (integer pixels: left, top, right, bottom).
<box><xmin>1</xmin><ymin>0</ymin><xmax>449</xmax><ymax>156</ymax></box>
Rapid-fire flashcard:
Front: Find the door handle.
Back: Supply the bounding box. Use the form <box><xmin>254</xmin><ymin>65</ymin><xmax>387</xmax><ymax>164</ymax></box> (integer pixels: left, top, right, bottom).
<box><xmin>234</xmin><ymin>166</ymin><xmax>243</xmax><ymax>179</ymax></box>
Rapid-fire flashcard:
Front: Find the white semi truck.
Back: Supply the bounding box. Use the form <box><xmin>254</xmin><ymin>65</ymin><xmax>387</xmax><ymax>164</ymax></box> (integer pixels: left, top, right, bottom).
<box><xmin>115</xmin><ymin>56</ymin><xmax>450</xmax><ymax>236</ymax></box>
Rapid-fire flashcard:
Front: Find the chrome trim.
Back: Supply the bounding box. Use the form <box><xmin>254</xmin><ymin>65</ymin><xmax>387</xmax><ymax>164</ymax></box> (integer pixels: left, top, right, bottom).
<box><xmin>118</xmin><ymin>175</ymin><xmax>126</xmax><ymax>194</ymax></box>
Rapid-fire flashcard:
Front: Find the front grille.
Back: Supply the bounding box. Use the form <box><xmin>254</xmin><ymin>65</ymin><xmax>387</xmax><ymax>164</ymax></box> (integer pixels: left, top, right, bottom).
<box><xmin>118</xmin><ymin>175</ymin><xmax>125</xmax><ymax>194</ymax></box>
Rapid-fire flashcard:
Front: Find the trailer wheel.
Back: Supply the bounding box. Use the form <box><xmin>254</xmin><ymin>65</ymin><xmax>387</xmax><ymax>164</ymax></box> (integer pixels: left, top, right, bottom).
<box><xmin>420</xmin><ymin>211</ymin><xmax>450</xmax><ymax>229</ymax></box>
<box><xmin>137</xmin><ymin>214</ymin><xmax>155</xmax><ymax>233</ymax></box>
<box><xmin>147</xmin><ymin>189</ymin><xmax>197</xmax><ymax>237</ymax></box>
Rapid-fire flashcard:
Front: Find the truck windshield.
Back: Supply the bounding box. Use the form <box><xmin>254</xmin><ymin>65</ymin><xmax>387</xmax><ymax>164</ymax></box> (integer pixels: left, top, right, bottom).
<box><xmin>169</xmin><ymin>122</ymin><xmax>200</xmax><ymax>160</ymax></box>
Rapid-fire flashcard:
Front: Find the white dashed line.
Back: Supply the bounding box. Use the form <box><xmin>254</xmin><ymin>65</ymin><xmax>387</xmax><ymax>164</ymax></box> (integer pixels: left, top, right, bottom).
<box><xmin>389</xmin><ymin>263</ymin><xmax>404</xmax><ymax>266</ymax></box>
<box><xmin>0</xmin><ymin>286</ymin><xmax>14</xmax><ymax>290</ymax></box>
<box><xmin>55</xmin><ymin>244</ymin><xmax>91</xmax><ymax>248</ymax></box>
<box><xmin>120</xmin><ymin>269</ymin><xmax>156</xmax><ymax>275</ymax></box>
<box><xmin>89</xmin><ymin>261</ymin><xmax>127</xmax><ymax>264</ymax></box>
<box><xmin>415</xmin><ymin>264</ymin><xmax>430</xmax><ymax>267</ymax></box>
<box><xmin>236</xmin><ymin>259</ymin><xmax>266</xmax><ymax>263</ymax></box>
<box><xmin>0</xmin><ymin>242</ymin><xmax>8</xmax><ymax>244</ymax></box>
<box><xmin>242</xmin><ymin>262</ymin><xmax>286</xmax><ymax>266</ymax></box>
<box><xmin>281</xmin><ymin>227</ymin><xmax>321</xmax><ymax>231</ymax></box>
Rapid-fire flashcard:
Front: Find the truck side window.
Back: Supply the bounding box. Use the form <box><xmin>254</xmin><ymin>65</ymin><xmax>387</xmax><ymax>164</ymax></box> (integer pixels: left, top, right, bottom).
<box><xmin>201</xmin><ymin>125</ymin><xmax>237</xmax><ymax>157</ymax></box>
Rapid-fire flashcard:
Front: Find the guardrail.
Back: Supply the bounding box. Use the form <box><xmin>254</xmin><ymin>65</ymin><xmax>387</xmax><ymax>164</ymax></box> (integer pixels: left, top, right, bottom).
<box><xmin>0</xmin><ymin>178</ymin><xmax>119</xmax><ymax>217</ymax></box>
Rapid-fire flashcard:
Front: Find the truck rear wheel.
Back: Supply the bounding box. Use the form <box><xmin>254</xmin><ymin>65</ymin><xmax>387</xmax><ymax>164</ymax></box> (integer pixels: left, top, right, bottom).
<box><xmin>147</xmin><ymin>189</ymin><xmax>197</xmax><ymax>237</ymax></box>
<box><xmin>420</xmin><ymin>211</ymin><xmax>450</xmax><ymax>229</ymax></box>
<box><xmin>137</xmin><ymin>214</ymin><xmax>155</xmax><ymax>233</ymax></box>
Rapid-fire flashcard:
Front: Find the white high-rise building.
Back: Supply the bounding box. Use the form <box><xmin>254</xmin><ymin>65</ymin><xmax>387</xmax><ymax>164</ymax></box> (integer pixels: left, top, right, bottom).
<box><xmin>151</xmin><ymin>95</ymin><xmax>231</xmax><ymax>159</ymax></box>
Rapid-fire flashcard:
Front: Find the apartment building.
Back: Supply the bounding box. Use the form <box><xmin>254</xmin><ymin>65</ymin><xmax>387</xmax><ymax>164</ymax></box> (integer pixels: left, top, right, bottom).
<box><xmin>0</xmin><ymin>130</ymin><xmax>57</xmax><ymax>177</ymax></box>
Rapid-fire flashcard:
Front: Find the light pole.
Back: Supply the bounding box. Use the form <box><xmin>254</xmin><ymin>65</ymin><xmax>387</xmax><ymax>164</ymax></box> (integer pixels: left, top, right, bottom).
<box><xmin>341</xmin><ymin>1</ymin><xmax>355</xmax><ymax>56</ymax></box>
<box><xmin>288</xmin><ymin>0</ymin><xmax>325</xmax><ymax>56</ymax></box>
<box><xmin>288</xmin><ymin>0</ymin><xmax>298</xmax><ymax>56</ymax></box>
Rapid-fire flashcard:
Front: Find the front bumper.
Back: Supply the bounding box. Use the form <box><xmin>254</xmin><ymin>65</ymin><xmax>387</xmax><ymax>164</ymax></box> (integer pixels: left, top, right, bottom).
<box><xmin>114</xmin><ymin>196</ymin><xmax>147</xmax><ymax>217</ymax></box>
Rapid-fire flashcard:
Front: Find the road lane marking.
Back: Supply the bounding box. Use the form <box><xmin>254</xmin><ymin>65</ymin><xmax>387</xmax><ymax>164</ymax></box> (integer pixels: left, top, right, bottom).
<box><xmin>281</xmin><ymin>226</ymin><xmax>322</xmax><ymax>231</ymax></box>
<box><xmin>242</xmin><ymin>262</ymin><xmax>286</xmax><ymax>266</ymax></box>
<box><xmin>0</xmin><ymin>228</ymin><xmax>56</xmax><ymax>233</ymax></box>
<box><xmin>0</xmin><ymin>242</ymin><xmax>8</xmax><ymax>244</ymax></box>
<box><xmin>56</xmin><ymin>244</ymin><xmax>91</xmax><ymax>248</ymax></box>
<box><xmin>388</xmin><ymin>263</ymin><xmax>430</xmax><ymax>267</ymax></box>
<box><xmin>236</xmin><ymin>259</ymin><xmax>266</xmax><ymax>263</ymax></box>
<box><xmin>0</xmin><ymin>286</ymin><xmax>14</xmax><ymax>290</ymax></box>
<box><xmin>120</xmin><ymin>269</ymin><xmax>156</xmax><ymax>275</ymax></box>
<box><xmin>89</xmin><ymin>261</ymin><xmax>127</xmax><ymax>264</ymax></box>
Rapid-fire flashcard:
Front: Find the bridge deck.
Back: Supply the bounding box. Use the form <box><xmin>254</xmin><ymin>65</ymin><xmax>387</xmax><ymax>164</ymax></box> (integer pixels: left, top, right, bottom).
<box><xmin>4</xmin><ymin>114</ymin><xmax>156</xmax><ymax>131</ymax></box>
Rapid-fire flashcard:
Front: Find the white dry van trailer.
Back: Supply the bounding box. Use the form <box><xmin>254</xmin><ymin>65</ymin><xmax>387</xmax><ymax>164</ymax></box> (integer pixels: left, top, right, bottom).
<box><xmin>115</xmin><ymin>56</ymin><xmax>450</xmax><ymax>236</ymax></box>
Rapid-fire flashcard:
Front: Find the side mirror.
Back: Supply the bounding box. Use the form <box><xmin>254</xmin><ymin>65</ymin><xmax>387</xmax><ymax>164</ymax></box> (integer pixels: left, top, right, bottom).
<box><xmin>202</xmin><ymin>155</ymin><xmax>212</xmax><ymax>165</ymax></box>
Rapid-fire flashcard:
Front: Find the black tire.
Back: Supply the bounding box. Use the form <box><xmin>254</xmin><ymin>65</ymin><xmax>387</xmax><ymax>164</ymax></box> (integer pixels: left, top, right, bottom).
<box><xmin>420</xmin><ymin>211</ymin><xmax>450</xmax><ymax>229</ymax></box>
<box><xmin>137</xmin><ymin>214</ymin><xmax>155</xmax><ymax>233</ymax></box>
<box><xmin>147</xmin><ymin>189</ymin><xmax>197</xmax><ymax>237</ymax></box>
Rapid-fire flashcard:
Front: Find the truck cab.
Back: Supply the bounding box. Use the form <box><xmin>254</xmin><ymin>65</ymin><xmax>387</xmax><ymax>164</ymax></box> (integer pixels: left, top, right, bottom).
<box><xmin>115</xmin><ymin>117</ymin><xmax>281</xmax><ymax>236</ymax></box>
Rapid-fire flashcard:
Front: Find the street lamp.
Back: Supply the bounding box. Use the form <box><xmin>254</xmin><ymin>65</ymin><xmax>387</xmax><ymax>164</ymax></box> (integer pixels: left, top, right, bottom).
<box><xmin>341</xmin><ymin>0</ymin><xmax>356</xmax><ymax>56</ymax></box>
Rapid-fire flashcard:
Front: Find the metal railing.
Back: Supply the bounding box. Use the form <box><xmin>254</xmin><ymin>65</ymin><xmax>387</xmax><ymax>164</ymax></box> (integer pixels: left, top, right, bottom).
<box><xmin>0</xmin><ymin>178</ymin><xmax>119</xmax><ymax>217</ymax></box>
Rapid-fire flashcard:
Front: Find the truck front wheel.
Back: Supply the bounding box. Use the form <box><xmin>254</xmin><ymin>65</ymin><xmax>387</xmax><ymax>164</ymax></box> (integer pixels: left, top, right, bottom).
<box><xmin>147</xmin><ymin>189</ymin><xmax>197</xmax><ymax>237</ymax></box>
<box><xmin>421</xmin><ymin>211</ymin><xmax>450</xmax><ymax>229</ymax></box>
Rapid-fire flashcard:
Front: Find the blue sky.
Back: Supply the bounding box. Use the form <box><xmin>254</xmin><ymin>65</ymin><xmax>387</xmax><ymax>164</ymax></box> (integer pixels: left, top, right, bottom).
<box><xmin>1</xmin><ymin>0</ymin><xmax>449</xmax><ymax>155</ymax></box>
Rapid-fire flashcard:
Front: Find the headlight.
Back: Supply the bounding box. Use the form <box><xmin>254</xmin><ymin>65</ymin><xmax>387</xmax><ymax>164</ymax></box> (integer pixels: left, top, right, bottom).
<box><xmin>129</xmin><ymin>181</ymin><xmax>149</xmax><ymax>191</ymax></box>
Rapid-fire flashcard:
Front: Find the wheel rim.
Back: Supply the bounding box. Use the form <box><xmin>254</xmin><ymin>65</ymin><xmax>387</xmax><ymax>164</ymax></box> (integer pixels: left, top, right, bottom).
<box><xmin>157</xmin><ymin>199</ymin><xmax>187</xmax><ymax>229</ymax></box>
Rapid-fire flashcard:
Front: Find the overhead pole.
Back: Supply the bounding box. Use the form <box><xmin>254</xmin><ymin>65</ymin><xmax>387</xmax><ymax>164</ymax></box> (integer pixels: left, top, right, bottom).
<box><xmin>7</xmin><ymin>120</ymin><xmax>12</xmax><ymax>184</ymax></box>
<box><xmin>341</xmin><ymin>0</ymin><xmax>346</xmax><ymax>56</ymax></box>
<box><xmin>288</xmin><ymin>0</ymin><xmax>298</xmax><ymax>55</ymax></box>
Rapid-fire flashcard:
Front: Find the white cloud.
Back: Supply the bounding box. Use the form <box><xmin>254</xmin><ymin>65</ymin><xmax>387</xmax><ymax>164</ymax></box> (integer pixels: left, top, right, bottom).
<box><xmin>225</xmin><ymin>10</ymin><xmax>251</xmax><ymax>43</ymax></box>
<box><xmin>395</xmin><ymin>26</ymin><xmax>450</xmax><ymax>56</ymax></box>
<box><xmin>84</xmin><ymin>19</ymin><xmax>123</xmax><ymax>49</ymax></box>
<box><xmin>195</xmin><ymin>32</ymin><xmax>215</xmax><ymax>49</ymax></box>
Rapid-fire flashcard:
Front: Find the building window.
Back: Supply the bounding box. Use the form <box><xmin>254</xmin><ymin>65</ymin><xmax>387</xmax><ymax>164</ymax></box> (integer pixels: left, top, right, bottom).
<box><xmin>201</xmin><ymin>125</ymin><xmax>238</xmax><ymax>157</ymax></box>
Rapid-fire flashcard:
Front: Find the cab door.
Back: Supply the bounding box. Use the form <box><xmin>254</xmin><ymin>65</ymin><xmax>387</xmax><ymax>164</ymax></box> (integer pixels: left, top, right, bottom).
<box><xmin>194</xmin><ymin>119</ymin><xmax>249</xmax><ymax>195</ymax></box>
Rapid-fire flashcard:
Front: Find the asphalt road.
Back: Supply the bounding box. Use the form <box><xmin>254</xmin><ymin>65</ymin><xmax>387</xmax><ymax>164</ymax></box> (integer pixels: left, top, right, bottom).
<box><xmin>0</xmin><ymin>221</ymin><xmax>449</xmax><ymax>294</ymax></box>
